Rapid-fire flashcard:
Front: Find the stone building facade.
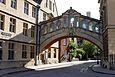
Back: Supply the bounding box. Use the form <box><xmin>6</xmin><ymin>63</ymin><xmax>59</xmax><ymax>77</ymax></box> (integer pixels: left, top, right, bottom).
<box><xmin>0</xmin><ymin>0</ymin><xmax>58</xmax><ymax>69</ymax></box>
<box><xmin>59</xmin><ymin>38</ymin><xmax>78</xmax><ymax>63</ymax></box>
<box><xmin>59</xmin><ymin>38</ymin><xmax>70</xmax><ymax>62</ymax></box>
<box><xmin>99</xmin><ymin>0</ymin><xmax>115</xmax><ymax>69</ymax></box>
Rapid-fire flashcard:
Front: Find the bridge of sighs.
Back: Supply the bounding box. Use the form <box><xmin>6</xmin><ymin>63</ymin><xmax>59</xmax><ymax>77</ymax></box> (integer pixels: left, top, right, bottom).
<box><xmin>39</xmin><ymin>8</ymin><xmax>102</xmax><ymax>53</ymax></box>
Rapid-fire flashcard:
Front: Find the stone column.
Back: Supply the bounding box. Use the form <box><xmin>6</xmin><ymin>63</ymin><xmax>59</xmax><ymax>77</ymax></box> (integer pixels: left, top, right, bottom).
<box><xmin>93</xmin><ymin>22</ymin><xmax>96</xmax><ymax>32</ymax></box>
<box><xmin>67</xmin><ymin>15</ymin><xmax>69</xmax><ymax>28</ymax></box>
<box><xmin>75</xmin><ymin>17</ymin><xmax>79</xmax><ymax>28</ymax></box>
<box><xmin>51</xmin><ymin>48</ymin><xmax>54</xmax><ymax>59</ymax></box>
<box><xmin>54</xmin><ymin>21</ymin><xmax>56</xmax><ymax>31</ymax></box>
<box><xmin>2</xmin><ymin>41</ymin><xmax>8</xmax><ymax>60</ymax></box>
<box><xmin>79</xmin><ymin>18</ymin><xmax>82</xmax><ymax>28</ymax></box>
<box><xmin>63</xmin><ymin>16</ymin><xmax>67</xmax><ymax>28</ymax></box>
<box><xmin>86</xmin><ymin>20</ymin><xmax>88</xmax><ymax>30</ymax></box>
<box><xmin>45</xmin><ymin>49</ymin><xmax>48</xmax><ymax>64</ymax></box>
<box><xmin>48</xmin><ymin>23</ymin><xmax>51</xmax><ymax>32</ymax></box>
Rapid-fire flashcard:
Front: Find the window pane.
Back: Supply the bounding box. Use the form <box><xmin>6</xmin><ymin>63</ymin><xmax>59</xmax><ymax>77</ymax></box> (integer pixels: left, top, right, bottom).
<box><xmin>2</xmin><ymin>0</ymin><xmax>5</xmax><ymax>3</ymax></box>
<box><xmin>23</xmin><ymin>23</ymin><xmax>28</xmax><ymax>36</ymax></box>
<box><xmin>0</xmin><ymin>15</ymin><xmax>4</xmax><ymax>30</ymax></box>
<box><xmin>0</xmin><ymin>42</ymin><xmax>2</xmax><ymax>60</ymax></box>
<box><xmin>57</xmin><ymin>21</ymin><xmax>61</xmax><ymax>29</ymax></box>
<box><xmin>1</xmin><ymin>15</ymin><xmax>4</xmax><ymax>20</ymax></box>
<box><xmin>22</xmin><ymin>45</ymin><xmax>27</xmax><ymax>58</ymax></box>
<box><xmin>32</xmin><ymin>7</ymin><xmax>36</xmax><ymax>18</ymax></box>
<box><xmin>89</xmin><ymin>22</ymin><xmax>93</xmax><ymax>31</ymax></box>
<box><xmin>69</xmin><ymin>14</ymin><xmax>74</xmax><ymax>27</ymax></box>
<box><xmin>96</xmin><ymin>25</ymin><xmax>100</xmax><ymax>33</ymax></box>
<box><xmin>53</xmin><ymin>3</ymin><xmax>54</xmax><ymax>12</ymax></box>
<box><xmin>64</xmin><ymin>50</ymin><xmax>67</xmax><ymax>58</ymax></box>
<box><xmin>11</xmin><ymin>0</ymin><xmax>16</xmax><ymax>9</ymax></box>
<box><xmin>30</xmin><ymin>46</ymin><xmax>34</xmax><ymax>58</ymax></box>
<box><xmin>82</xmin><ymin>20</ymin><xmax>86</xmax><ymax>29</ymax></box>
<box><xmin>31</xmin><ymin>26</ymin><xmax>35</xmax><ymax>37</ymax></box>
<box><xmin>44</xmin><ymin>26</ymin><xmax>48</xmax><ymax>34</ymax></box>
<box><xmin>64</xmin><ymin>39</ymin><xmax>67</xmax><ymax>46</ymax></box>
<box><xmin>24</xmin><ymin>2</ymin><xmax>29</xmax><ymax>15</ymax></box>
<box><xmin>14</xmin><ymin>3</ymin><xmax>16</xmax><ymax>8</ymax></box>
<box><xmin>0</xmin><ymin>23</ymin><xmax>2</xmax><ymax>29</ymax></box>
<box><xmin>11</xmin><ymin>1</ymin><xmax>13</xmax><ymax>7</ymax></box>
<box><xmin>13</xmin><ymin>19</ymin><xmax>15</xmax><ymax>24</ymax></box>
<box><xmin>8</xmin><ymin>43</ymin><xmax>14</xmax><ymax>60</ymax></box>
<box><xmin>46</xmin><ymin>0</ymin><xmax>48</xmax><ymax>7</ymax></box>
<box><xmin>43</xmin><ymin>13</ymin><xmax>46</xmax><ymax>21</ymax></box>
<box><xmin>49</xmin><ymin>1</ymin><xmax>52</xmax><ymax>10</ymax></box>
<box><xmin>10</xmin><ymin>18</ymin><xmax>16</xmax><ymax>32</ymax></box>
<box><xmin>50</xmin><ymin>23</ymin><xmax>54</xmax><ymax>32</ymax></box>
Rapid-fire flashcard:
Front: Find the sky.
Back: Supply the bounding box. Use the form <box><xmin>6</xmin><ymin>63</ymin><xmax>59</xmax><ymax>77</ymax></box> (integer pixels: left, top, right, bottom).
<box><xmin>55</xmin><ymin>0</ymin><xmax>100</xmax><ymax>19</ymax></box>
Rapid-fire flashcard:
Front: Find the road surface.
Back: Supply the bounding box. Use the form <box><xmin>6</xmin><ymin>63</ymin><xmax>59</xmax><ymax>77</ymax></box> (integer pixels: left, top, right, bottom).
<box><xmin>4</xmin><ymin>61</ymin><xmax>114</xmax><ymax>77</ymax></box>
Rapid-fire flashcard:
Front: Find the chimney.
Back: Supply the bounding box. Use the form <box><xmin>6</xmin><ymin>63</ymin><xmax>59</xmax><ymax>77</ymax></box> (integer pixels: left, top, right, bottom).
<box><xmin>86</xmin><ymin>11</ymin><xmax>91</xmax><ymax>17</ymax></box>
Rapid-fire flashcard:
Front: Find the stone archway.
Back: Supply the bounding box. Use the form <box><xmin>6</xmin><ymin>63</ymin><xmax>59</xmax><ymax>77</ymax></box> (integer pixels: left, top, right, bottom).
<box><xmin>40</xmin><ymin>28</ymin><xmax>103</xmax><ymax>52</ymax></box>
<box><xmin>36</xmin><ymin>8</ymin><xmax>102</xmax><ymax>65</ymax></box>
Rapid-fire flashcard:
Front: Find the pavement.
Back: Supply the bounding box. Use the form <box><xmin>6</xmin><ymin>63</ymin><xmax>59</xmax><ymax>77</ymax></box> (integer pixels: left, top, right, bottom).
<box><xmin>91</xmin><ymin>64</ymin><xmax>115</xmax><ymax>75</ymax></box>
<box><xmin>0</xmin><ymin>60</ymin><xmax>115</xmax><ymax>76</ymax></box>
<box><xmin>0</xmin><ymin>60</ymin><xmax>95</xmax><ymax>76</ymax></box>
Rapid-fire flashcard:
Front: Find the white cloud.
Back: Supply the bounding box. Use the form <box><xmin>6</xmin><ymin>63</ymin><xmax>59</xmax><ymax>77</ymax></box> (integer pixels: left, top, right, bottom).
<box><xmin>55</xmin><ymin>0</ymin><xmax>100</xmax><ymax>19</ymax></box>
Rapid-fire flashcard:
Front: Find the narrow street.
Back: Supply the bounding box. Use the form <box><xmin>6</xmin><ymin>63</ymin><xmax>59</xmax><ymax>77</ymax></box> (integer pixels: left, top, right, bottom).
<box><xmin>3</xmin><ymin>61</ymin><xmax>114</xmax><ymax>77</ymax></box>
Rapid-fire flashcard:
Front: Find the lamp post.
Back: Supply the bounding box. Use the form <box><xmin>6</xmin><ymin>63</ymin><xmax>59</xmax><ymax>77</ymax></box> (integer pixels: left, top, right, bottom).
<box><xmin>35</xmin><ymin>5</ymin><xmax>40</xmax><ymax>66</ymax></box>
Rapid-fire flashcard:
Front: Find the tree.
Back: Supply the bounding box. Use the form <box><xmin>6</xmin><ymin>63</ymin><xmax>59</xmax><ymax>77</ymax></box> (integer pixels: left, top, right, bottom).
<box><xmin>69</xmin><ymin>40</ymin><xmax>77</xmax><ymax>59</ymax></box>
<box><xmin>81</xmin><ymin>40</ymin><xmax>98</xmax><ymax>59</ymax></box>
<box><xmin>76</xmin><ymin>48</ymin><xmax>86</xmax><ymax>60</ymax></box>
<box><xmin>77</xmin><ymin>38</ymin><xmax>83</xmax><ymax>48</ymax></box>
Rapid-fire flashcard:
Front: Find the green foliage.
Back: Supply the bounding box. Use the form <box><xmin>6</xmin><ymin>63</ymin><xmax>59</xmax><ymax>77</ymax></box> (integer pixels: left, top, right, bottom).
<box><xmin>77</xmin><ymin>38</ymin><xmax>83</xmax><ymax>48</ymax></box>
<box><xmin>69</xmin><ymin>38</ymin><xmax>99</xmax><ymax>60</ymax></box>
<box><xmin>69</xmin><ymin>40</ymin><xmax>76</xmax><ymax>58</ymax></box>
<box><xmin>77</xmin><ymin>49</ymin><xmax>86</xmax><ymax>55</ymax></box>
<box><xmin>76</xmin><ymin>49</ymin><xmax>86</xmax><ymax>60</ymax></box>
<box><xmin>81</xmin><ymin>40</ymin><xmax>98</xmax><ymax>59</ymax></box>
<box><xmin>77</xmin><ymin>54</ymin><xmax>82</xmax><ymax>60</ymax></box>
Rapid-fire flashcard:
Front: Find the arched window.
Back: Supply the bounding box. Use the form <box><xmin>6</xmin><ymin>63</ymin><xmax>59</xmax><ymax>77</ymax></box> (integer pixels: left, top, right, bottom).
<box><xmin>95</xmin><ymin>25</ymin><xmax>100</xmax><ymax>33</ymax></box>
<box><xmin>69</xmin><ymin>14</ymin><xmax>74</xmax><ymax>27</ymax></box>
<box><xmin>76</xmin><ymin>18</ymin><xmax>79</xmax><ymax>27</ymax></box>
<box><xmin>64</xmin><ymin>18</ymin><xmax>67</xmax><ymax>28</ymax></box>
<box><xmin>89</xmin><ymin>22</ymin><xmax>93</xmax><ymax>31</ymax></box>
<box><xmin>56</xmin><ymin>21</ymin><xmax>61</xmax><ymax>29</ymax></box>
<box><xmin>44</xmin><ymin>25</ymin><xmax>48</xmax><ymax>34</ymax></box>
<box><xmin>50</xmin><ymin>23</ymin><xmax>54</xmax><ymax>32</ymax></box>
<box><xmin>82</xmin><ymin>20</ymin><xmax>86</xmax><ymax>29</ymax></box>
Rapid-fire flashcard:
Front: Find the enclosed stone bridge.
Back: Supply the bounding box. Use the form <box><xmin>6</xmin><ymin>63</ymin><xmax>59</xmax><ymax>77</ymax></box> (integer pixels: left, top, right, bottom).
<box><xmin>39</xmin><ymin>8</ymin><xmax>103</xmax><ymax>52</ymax></box>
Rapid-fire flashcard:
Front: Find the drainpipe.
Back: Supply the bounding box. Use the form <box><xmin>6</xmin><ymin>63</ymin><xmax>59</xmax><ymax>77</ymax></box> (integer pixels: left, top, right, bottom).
<box><xmin>58</xmin><ymin>40</ymin><xmax>61</xmax><ymax>63</ymax></box>
<box><xmin>35</xmin><ymin>5</ymin><xmax>40</xmax><ymax>66</ymax></box>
